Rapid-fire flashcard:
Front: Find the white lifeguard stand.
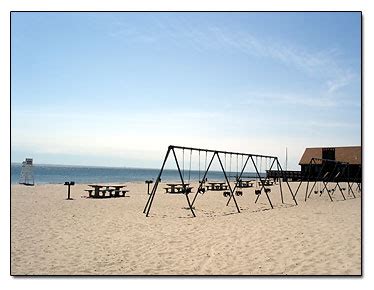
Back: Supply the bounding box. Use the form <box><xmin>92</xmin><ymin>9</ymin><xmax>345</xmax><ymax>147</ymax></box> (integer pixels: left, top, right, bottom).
<box><xmin>19</xmin><ymin>158</ymin><xmax>35</xmax><ymax>186</ymax></box>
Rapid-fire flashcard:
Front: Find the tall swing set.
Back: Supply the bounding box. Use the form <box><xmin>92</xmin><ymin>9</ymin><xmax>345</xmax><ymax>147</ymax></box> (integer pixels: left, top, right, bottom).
<box><xmin>294</xmin><ymin>157</ymin><xmax>357</xmax><ymax>202</ymax></box>
<box><xmin>143</xmin><ymin>145</ymin><xmax>298</xmax><ymax>217</ymax></box>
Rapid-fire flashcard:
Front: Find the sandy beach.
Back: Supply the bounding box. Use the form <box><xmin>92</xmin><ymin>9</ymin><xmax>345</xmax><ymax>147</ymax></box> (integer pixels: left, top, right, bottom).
<box><xmin>10</xmin><ymin>181</ymin><xmax>361</xmax><ymax>275</ymax></box>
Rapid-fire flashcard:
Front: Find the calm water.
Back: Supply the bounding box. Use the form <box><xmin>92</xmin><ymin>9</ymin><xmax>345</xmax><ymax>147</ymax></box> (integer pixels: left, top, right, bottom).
<box><xmin>11</xmin><ymin>164</ymin><xmax>263</xmax><ymax>185</ymax></box>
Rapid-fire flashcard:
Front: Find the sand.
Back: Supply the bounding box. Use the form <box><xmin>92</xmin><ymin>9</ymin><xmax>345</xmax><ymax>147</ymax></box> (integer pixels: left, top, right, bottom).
<box><xmin>10</xmin><ymin>181</ymin><xmax>361</xmax><ymax>275</ymax></box>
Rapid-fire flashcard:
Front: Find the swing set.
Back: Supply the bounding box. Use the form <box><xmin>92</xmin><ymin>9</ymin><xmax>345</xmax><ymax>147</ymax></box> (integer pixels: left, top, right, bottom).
<box><xmin>294</xmin><ymin>158</ymin><xmax>357</xmax><ymax>202</ymax></box>
<box><xmin>143</xmin><ymin>145</ymin><xmax>298</xmax><ymax>217</ymax></box>
<box><xmin>351</xmin><ymin>165</ymin><xmax>362</xmax><ymax>193</ymax></box>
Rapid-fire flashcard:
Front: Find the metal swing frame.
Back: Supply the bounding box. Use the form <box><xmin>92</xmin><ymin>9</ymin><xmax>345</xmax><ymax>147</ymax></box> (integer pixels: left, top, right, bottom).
<box><xmin>143</xmin><ymin>145</ymin><xmax>297</xmax><ymax>217</ymax></box>
<box><xmin>294</xmin><ymin>158</ymin><xmax>355</xmax><ymax>202</ymax></box>
<box><xmin>351</xmin><ymin>165</ymin><xmax>362</xmax><ymax>193</ymax></box>
<box><xmin>225</xmin><ymin>154</ymin><xmax>296</xmax><ymax>209</ymax></box>
<box><xmin>329</xmin><ymin>165</ymin><xmax>357</xmax><ymax>199</ymax></box>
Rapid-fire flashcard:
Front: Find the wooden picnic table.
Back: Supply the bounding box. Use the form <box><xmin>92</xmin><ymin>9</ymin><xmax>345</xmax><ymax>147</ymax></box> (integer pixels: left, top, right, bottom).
<box><xmin>258</xmin><ymin>179</ymin><xmax>274</xmax><ymax>187</ymax></box>
<box><xmin>166</xmin><ymin>183</ymin><xmax>189</xmax><ymax>187</ymax></box>
<box><xmin>86</xmin><ymin>184</ymin><xmax>128</xmax><ymax>198</ymax></box>
<box><xmin>206</xmin><ymin>182</ymin><xmax>228</xmax><ymax>191</ymax></box>
<box><xmin>236</xmin><ymin>180</ymin><xmax>255</xmax><ymax>188</ymax></box>
<box><xmin>164</xmin><ymin>183</ymin><xmax>192</xmax><ymax>194</ymax></box>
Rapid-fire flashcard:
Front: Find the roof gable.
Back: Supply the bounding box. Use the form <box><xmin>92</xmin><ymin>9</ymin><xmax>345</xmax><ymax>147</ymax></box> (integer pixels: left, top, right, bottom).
<box><xmin>299</xmin><ymin>146</ymin><xmax>361</xmax><ymax>165</ymax></box>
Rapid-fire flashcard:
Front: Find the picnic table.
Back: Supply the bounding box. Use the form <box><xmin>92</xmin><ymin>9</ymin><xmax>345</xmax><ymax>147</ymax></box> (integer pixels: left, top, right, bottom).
<box><xmin>258</xmin><ymin>179</ymin><xmax>274</xmax><ymax>187</ymax></box>
<box><xmin>235</xmin><ymin>179</ymin><xmax>255</xmax><ymax>188</ymax></box>
<box><xmin>164</xmin><ymin>183</ymin><xmax>193</xmax><ymax>194</ymax></box>
<box><xmin>206</xmin><ymin>182</ymin><xmax>228</xmax><ymax>191</ymax></box>
<box><xmin>85</xmin><ymin>184</ymin><xmax>128</xmax><ymax>198</ymax></box>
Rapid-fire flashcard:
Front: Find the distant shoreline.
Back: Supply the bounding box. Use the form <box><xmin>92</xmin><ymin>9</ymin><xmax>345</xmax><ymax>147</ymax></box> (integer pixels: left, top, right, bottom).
<box><xmin>12</xmin><ymin>164</ymin><xmax>262</xmax><ymax>185</ymax></box>
<box><xmin>11</xmin><ymin>162</ymin><xmax>160</xmax><ymax>170</ymax></box>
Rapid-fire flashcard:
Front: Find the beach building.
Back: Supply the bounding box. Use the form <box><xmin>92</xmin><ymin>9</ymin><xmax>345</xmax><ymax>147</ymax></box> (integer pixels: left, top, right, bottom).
<box><xmin>299</xmin><ymin>146</ymin><xmax>361</xmax><ymax>181</ymax></box>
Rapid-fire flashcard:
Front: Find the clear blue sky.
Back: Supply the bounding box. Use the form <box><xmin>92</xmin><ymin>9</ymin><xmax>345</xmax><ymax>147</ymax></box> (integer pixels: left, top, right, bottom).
<box><xmin>11</xmin><ymin>12</ymin><xmax>361</xmax><ymax>169</ymax></box>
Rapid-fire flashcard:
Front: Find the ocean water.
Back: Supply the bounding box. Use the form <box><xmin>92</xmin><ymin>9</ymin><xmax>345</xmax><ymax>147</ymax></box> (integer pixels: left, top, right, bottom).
<box><xmin>11</xmin><ymin>164</ymin><xmax>263</xmax><ymax>185</ymax></box>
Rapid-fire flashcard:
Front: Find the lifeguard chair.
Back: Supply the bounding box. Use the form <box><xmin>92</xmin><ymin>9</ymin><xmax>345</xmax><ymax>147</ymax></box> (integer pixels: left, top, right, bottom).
<box><xmin>19</xmin><ymin>158</ymin><xmax>34</xmax><ymax>186</ymax></box>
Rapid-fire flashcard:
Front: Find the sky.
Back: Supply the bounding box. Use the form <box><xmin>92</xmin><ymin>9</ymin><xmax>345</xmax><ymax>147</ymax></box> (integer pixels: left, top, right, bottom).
<box><xmin>11</xmin><ymin>12</ymin><xmax>361</xmax><ymax>169</ymax></box>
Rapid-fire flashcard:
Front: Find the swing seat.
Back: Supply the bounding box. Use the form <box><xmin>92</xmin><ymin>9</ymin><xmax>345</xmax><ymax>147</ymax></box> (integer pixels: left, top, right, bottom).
<box><xmin>314</xmin><ymin>190</ymin><xmax>318</xmax><ymax>194</ymax></box>
<box><xmin>255</xmin><ymin>189</ymin><xmax>261</xmax><ymax>195</ymax></box>
<box><xmin>235</xmin><ymin>191</ymin><xmax>243</xmax><ymax>196</ymax></box>
<box><xmin>341</xmin><ymin>188</ymin><xmax>346</xmax><ymax>191</ymax></box>
<box><xmin>264</xmin><ymin>188</ymin><xmax>271</xmax><ymax>194</ymax></box>
<box><xmin>223</xmin><ymin>191</ymin><xmax>230</xmax><ymax>197</ymax></box>
<box><xmin>181</xmin><ymin>187</ymin><xmax>192</xmax><ymax>194</ymax></box>
<box><xmin>198</xmin><ymin>187</ymin><xmax>206</xmax><ymax>194</ymax></box>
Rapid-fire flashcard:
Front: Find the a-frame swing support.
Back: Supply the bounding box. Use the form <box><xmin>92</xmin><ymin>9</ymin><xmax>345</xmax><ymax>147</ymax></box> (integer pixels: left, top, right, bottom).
<box><xmin>294</xmin><ymin>157</ymin><xmax>356</xmax><ymax>202</ymax></box>
<box><xmin>143</xmin><ymin>145</ymin><xmax>297</xmax><ymax>217</ymax></box>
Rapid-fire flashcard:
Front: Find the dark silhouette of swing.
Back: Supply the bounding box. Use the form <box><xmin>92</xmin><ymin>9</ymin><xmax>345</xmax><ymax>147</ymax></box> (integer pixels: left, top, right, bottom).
<box><xmin>218</xmin><ymin>153</ymin><xmax>243</xmax><ymax>197</ymax></box>
<box><xmin>294</xmin><ymin>158</ymin><xmax>356</xmax><ymax>202</ymax></box>
<box><xmin>197</xmin><ymin>150</ymin><xmax>207</xmax><ymax>194</ymax></box>
<box><xmin>251</xmin><ymin>156</ymin><xmax>274</xmax><ymax>206</ymax></box>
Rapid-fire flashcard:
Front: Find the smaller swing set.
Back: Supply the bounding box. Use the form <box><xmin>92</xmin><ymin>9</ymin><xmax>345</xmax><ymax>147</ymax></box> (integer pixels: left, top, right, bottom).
<box><xmin>351</xmin><ymin>165</ymin><xmax>362</xmax><ymax>193</ymax></box>
<box><xmin>294</xmin><ymin>158</ymin><xmax>357</xmax><ymax>202</ymax></box>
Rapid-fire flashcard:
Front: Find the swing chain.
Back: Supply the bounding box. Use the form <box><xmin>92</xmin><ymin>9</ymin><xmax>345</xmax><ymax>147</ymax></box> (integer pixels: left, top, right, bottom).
<box><xmin>188</xmin><ymin>149</ymin><xmax>192</xmax><ymax>183</ymax></box>
<box><xmin>182</xmin><ymin>148</ymin><xmax>185</xmax><ymax>180</ymax></box>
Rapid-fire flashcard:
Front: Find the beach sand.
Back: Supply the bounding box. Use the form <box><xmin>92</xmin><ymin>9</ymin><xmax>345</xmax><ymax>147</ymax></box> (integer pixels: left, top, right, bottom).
<box><xmin>11</xmin><ymin>181</ymin><xmax>361</xmax><ymax>275</ymax></box>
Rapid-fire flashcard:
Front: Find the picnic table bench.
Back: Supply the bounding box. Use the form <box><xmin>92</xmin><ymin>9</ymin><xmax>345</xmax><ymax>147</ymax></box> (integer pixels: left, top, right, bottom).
<box><xmin>235</xmin><ymin>179</ymin><xmax>255</xmax><ymax>188</ymax></box>
<box><xmin>164</xmin><ymin>183</ymin><xmax>193</xmax><ymax>194</ymax></box>
<box><xmin>258</xmin><ymin>179</ymin><xmax>274</xmax><ymax>187</ymax></box>
<box><xmin>206</xmin><ymin>182</ymin><xmax>228</xmax><ymax>191</ymax></box>
<box><xmin>86</xmin><ymin>184</ymin><xmax>129</xmax><ymax>198</ymax></box>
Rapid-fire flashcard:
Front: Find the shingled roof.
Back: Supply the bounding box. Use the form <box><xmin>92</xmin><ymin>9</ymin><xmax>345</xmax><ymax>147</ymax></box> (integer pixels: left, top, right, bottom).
<box><xmin>299</xmin><ymin>146</ymin><xmax>361</xmax><ymax>165</ymax></box>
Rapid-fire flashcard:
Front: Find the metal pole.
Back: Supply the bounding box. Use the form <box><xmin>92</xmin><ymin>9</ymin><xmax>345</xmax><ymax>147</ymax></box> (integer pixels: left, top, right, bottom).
<box><xmin>356</xmin><ymin>165</ymin><xmax>362</xmax><ymax>193</ymax></box>
<box><xmin>320</xmin><ymin>179</ymin><xmax>334</xmax><ymax>202</ymax></box>
<box><xmin>64</xmin><ymin>181</ymin><xmax>74</xmax><ymax>200</ymax></box>
<box><xmin>318</xmin><ymin>162</ymin><xmax>337</xmax><ymax>202</ymax></box>
<box><xmin>307</xmin><ymin>159</ymin><xmax>327</xmax><ymax>198</ymax></box>
<box><xmin>335</xmin><ymin>163</ymin><xmax>345</xmax><ymax>200</ymax></box>
<box><xmin>295</xmin><ymin>162</ymin><xmax>311</xmax><ymax>197</ymax></box>
<box><xmin>346</xmin><ymin>164</ymin><xmax>355</xmax><ymax>198</ymax></box>
<box><xmin>144</xmin><ymin>147</ymin><xmax>171</xmax><ymax>216</ymax></box>
<box><xmin>217</xmin><ymin>153</ymin><xmax>240</xmax><ymax>213</ymax></box>
<box><xmin>346</xmin><ymin>164</ymin><xmax>350</xmax><ymax>195</ymax></box>
<box><xmin>324</xmin><ymin>164</ymin><xmax>345</xmax><ymax>201</ymax></box>
<box><xmin>265</xmin><ymin>157</ymin><xmax>276</xmax><ymax>183</ymax></box>
<box><xmin>226</xmin><ymin>155</ymin><xmax>250</xmax><ymax>206</ymax></box>
<box><xmin>276</xmin><ymin>159</ymin><xmax>297</xmax><ymax>205</ymax></box>
<box><xmin>191</xmin><ymin>151</ymin><xmax>216</xmax><ymax>207</ymax></box>
<box><xmin>304</xmin><ymin>158</ymin><xmax>317</xmax><ymax>201</ymax></box>
<box><xmin>170</xmin><ymin>145</ymin><xmax>277</xmax><ymax>159</ymax></box>
<box><xmin>336</xmin><ymin>182</ymin><xmax>346</xmax><ymax>201</ymax></box>
<box><xmin>255</xmin><ymin>158</ymin><xmax>283</xmax><ymax>203</ymax></box>
<box><xmin>276</xmin><ymin>161</ymin><xmax>284</xmax><ymax>204</ymax></box>
<box><xmin>294</xmin><ymin>179</ymin><xmax>303</xmax><ymax>197</ymax></box>
<box><xmin>171</xmin><ymin>148</ymin><xmax>196</xmax><ymax>217</ymax></box>
<box><xmin>339</xmin><ymin>165</ymin><xmax>353</xmax><ymax>198</ymax></box>
<box><xmin>250</xmin><ymin>156</ymin><xmax>273</xmax><ymax>209</ymax></box>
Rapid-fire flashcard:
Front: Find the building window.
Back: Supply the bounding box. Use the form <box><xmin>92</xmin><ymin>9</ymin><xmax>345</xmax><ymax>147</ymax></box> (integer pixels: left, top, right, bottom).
<box><xmin>322</xmin><ymin>148</ymin><xmax>335</xmax><ymax>161</ymax></box>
